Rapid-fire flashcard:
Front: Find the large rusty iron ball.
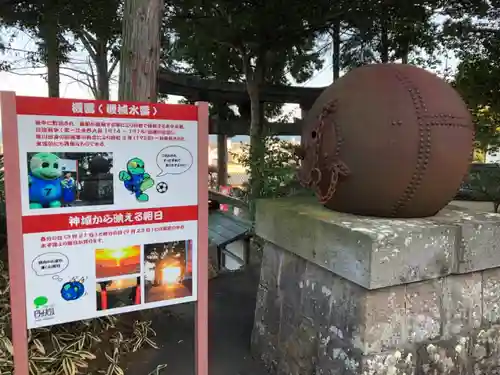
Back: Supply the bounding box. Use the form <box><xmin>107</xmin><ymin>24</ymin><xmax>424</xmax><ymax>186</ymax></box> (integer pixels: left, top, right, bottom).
<box><xmin>298</xmin><ymin>64</ymin><xmax>474</xmax><ymax>218</ymax></box>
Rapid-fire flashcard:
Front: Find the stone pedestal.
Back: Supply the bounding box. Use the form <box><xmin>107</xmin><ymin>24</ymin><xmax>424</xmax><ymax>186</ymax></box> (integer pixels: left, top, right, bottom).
<box><xmin>251</xmin><ymin>197</ymin><xmax>500</xmax><ymax>375</ymax></box>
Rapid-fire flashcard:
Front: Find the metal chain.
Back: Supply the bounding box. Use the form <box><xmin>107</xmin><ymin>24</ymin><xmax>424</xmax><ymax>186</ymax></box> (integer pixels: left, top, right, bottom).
<box><xmin>302</xmin><ymin>101</ymin><xmax>350</xmax><ymax>204</ymax></box>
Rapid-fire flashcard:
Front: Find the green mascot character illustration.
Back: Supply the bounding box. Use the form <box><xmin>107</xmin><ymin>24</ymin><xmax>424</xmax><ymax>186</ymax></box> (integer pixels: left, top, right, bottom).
<box><xmin>118</xmin><ymin>157</ymin><xmax>154</xmax><ymax>202</ymax></box>
<box><xmin>28</xmin><ymin>152</ymin><xmax>63</xmax><ymax>209</ymax></box>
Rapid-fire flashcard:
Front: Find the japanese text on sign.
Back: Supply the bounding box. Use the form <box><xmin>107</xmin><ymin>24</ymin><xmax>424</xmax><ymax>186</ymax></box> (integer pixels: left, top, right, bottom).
<box><xmin>71</xmin><ymin>102</ymin><xmax>158</xmax><ymax>117</ymax></box>
<box><xmin>69</xmin><ymin>210</ymin><xmax>164</xmax><ymax>227</ymax></box>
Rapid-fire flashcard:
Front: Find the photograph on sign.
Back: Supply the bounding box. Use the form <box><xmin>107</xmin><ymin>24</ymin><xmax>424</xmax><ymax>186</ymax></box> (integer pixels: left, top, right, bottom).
<box><xmin>27</xmin><ymin>152</ymin><xmax>114</xmax><ymax>209</ymax></box>
<box><xmin>95</xmin><ymin>245</ymin><xmax>141</xmax><ymax>278</ymax></box>
<box><xmin>96</xmin><ymin>277</ymin><xmax>141</xmax><ymax>311</ymax></box>
<box><xmin>12</xmin><ymin>96</ymin><xmax>200</xmax><ymax>329</ymax></box>
<box><xmin>143</xmin><ymin>240</ymin><xmax>193</xmax><ymax>303</ymax></box>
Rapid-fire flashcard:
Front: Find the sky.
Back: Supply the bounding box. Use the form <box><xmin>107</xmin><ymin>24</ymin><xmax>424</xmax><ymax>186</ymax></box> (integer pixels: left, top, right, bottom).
<box><xmin>0</xmin><ymin>30</ymin><xmax>458</xmax><ymax>143</ymax></box>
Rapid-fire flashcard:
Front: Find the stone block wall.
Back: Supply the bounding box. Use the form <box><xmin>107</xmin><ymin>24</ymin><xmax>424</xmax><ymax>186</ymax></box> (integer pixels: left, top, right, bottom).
<box><xmin>251</xmin><ymin>198</ymin><xmax>500</xmax><ymax>375</ymax></box>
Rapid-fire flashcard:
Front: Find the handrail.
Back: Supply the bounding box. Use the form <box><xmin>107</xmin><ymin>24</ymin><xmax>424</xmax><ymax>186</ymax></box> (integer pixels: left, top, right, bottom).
<box><xmin>208</xmin><ymin>189</ymin><xmax>248</xmax><ymax>209</ymax></box>
<box><xmin>208</xmin><ymin>189</ymin><xmax>252</xmax><ymax>271</ymax></box>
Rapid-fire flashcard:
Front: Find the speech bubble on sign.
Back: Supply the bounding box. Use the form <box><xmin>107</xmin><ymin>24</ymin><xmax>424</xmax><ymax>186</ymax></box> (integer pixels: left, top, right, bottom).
<box><xmin>156</xmin><ymin>146</ymin><xmax>193</xmax><ymax>177</ymax></box>
<box><xmin>31</xmin><ymin>252</ymin><xmax>69</xmax><ymax>276</ymax></box>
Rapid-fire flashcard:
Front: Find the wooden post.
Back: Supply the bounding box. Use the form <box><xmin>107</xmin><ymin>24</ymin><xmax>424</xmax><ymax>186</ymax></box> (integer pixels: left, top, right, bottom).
<box><xmin>217</xmin><ymin>134</ymin><xmax>228</xmax><ymax>187</ymax></box>
<box><xmin>243</xmin><ymin>236</ymin><xmax>251</xmax><ymax>267</ymax></box>
<box><xmin>300</xmin><ymin>103</ymin><xmax>309</xmax><ymax>120</ymax></box>
<box><xmin>196</xmin><ymin>102</ymin><xmax>209</xmax><ymax>375</ymax></box>
<box><xmin>214</xmin><ymin>103</ymin><xmax>228</xmax><ymax>187</ymax></box>
<box><xmin>1</xmin><ymin>91</ymin><xmax>29</xmax><ymax>375</ymax></box>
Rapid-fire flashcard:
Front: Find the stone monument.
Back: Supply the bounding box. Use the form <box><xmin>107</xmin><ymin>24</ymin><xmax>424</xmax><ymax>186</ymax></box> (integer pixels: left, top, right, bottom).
<box><xmin>251</xmin><ymin>65</ymin><xmax>500</xmax><ymax>374</ymax></box>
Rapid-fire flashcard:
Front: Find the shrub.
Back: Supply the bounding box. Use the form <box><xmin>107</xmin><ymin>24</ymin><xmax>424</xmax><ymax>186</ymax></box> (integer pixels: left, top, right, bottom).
<box><xmin>468</xmin><ymin>163</ymin><xmax>500</xmax><ymax>212</ymax></box>
<box><xmin>232</xmin><ymin>135</ymin><xmax>307</xmax><ymax>201</ymax></box>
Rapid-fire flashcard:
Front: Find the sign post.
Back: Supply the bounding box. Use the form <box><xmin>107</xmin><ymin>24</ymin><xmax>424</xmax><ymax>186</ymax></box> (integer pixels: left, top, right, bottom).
<box><xmin>0</xmin><ymin>93</ymin><xmax>208</xmax><ymax>375</ymax></box>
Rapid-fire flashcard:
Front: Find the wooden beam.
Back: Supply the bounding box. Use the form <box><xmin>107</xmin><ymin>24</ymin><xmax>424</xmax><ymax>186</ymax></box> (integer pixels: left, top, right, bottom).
<box><xmin>300</xmin><ymin>103</ymin><xmax>309</xmax><ymax>119</ymax></box>
<box><xmin>209</xmin><ymin>118</ymin><xmax>302</xmax><ymax>136</ymax></box>
<box><xmin>158</xmin><ymin>69</ymin><xmax>323</xmax><ymax>107</ymax></box>
<box><xmin>209</xmin><ymin>190</ymin><xmax>248</xmax><ymax>209</ymax></box>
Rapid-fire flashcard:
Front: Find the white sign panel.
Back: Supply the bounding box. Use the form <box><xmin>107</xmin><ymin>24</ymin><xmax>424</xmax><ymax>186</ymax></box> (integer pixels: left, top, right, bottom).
<box><xmin>15</xmin><ymin>97</ymin><xmax>200</xmax><ymax>328</ymax></box>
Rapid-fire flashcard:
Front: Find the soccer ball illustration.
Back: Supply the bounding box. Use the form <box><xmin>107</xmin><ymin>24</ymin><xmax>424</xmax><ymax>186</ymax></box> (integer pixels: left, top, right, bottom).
<box><xmin>156</xmin><ymin>181</ymin><xmax>168</xmax><ymax>194</ymax></box>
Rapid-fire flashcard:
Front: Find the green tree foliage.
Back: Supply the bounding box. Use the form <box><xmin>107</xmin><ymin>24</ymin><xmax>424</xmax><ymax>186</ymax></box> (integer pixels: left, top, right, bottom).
<box><xmin>338</xmin><ymin>0</ymin><xmax>441</xmax><ymax>70</ymax></box>
<box><xmin>468</xmin><ymin>164</ymin><xmax>500</xmax><ymax>212</ymax></box>
<box><xmin>70</xmin><ymin>0</ymin><xmax>122</xmax><ymax>100</ymax></box>
<box><xmin>0</xmin><ymin>0</ymin><xmax>122</xmax><ymax>99</ymax></box>
<box><xmin>233</xmin><ymin>136</ymin><xmax>304</xmax><ymax>200</ymax></box>
<box><xmin>444</xmin><ymin>0</ymin><xmax>500</xmax><ymax>153</ymax></box>
<box><xmin>449</xmin><ymin>0</ymin><xmax>500</xmax><ymax>113</ymax></box>
<box><xmin>453</xmin><ymin>34</ymin><xmax>500</xmax><ymax>142</ymax></box>
<box><xmin>166</xmin><ymin>0</ymin><xmax>339</xmax><ymax>215</ymax></box>
<box><xmin>467</xmin><ymin>106</ymin><xmax>500</xmax><ymax>155</ymax></box>
<box><xmin>0</xmin><ymin>0</ymin><xmax>80</xmax><ymax>96</ymax></box>
<box><xmin>166</xmin><ymin>0</ymin><xmax>334</xmax><ymax>83</ymax></box>
<box><xmin>0</xmin><ymin>28</ymin><xmax>11</xmax><ymax>71</ymax></box>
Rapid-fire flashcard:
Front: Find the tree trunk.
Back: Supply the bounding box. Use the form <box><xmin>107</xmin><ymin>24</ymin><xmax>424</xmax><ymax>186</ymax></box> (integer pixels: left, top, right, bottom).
<box><xmin>380</xmin><ymin>28</ymin><xmax>389</xmax><ymax>63</ymax></box>
<box><xmin>215</xmin><ymin>103</ymin><xmax>228</xmax><ymax>186</ymax></box>
<box><xmin>332</xmin><ymin>20</ymin><xmax>341</xmax><ymax>81</ymax></box>
<box><xmin>481</xmin><ymin>146</ymin><xmax>488</xmax><ymax>162</ymax></box>
<box><xmin>380</xmin><ymin>13</ymin><xmax>389</xmax><ymax>63</ymax></box>
<box><xmin>40</xmin><ymin>20</ymin><xmax>60</xmax><ymax>98</ymax></box>
<box><xmin>247</xmin><ymin>82</ymin><xmax>265</xmax><ymax>218</ymax></box>
<box><xmin>217</xmin><ymin>134</ymin><xmax>228</xmax><ymax>187</ymax></box>
<box><xmin>119</xmin><ymin>0</ymin><xmax>164</xmax><ymax>102</ymax></box>
<box><xmin>95</xmin><ymin>37</ymin><xmax>110</xmax><ymax>100</ymax></box>
<box><xmin>401</xmin><ymin>40</ymin><xmax>410</xmax><ymax>64</ymax></box>
<box><xmin>78</xmin><ymin>31</ymin><xmax>119</xmax><ymax>100</ymax></box>
<box><xmin>243</xmin><ymin>55</ymin><xmax>266</xmax><ymax>219</ymax></box>
<box><xmin>401</xmin><ymin>51</ymin><xmax>409</xmax><ymax>64</ymax></box>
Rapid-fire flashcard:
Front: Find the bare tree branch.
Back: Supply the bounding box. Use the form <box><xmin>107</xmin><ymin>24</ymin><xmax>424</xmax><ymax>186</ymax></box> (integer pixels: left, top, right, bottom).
<box><xmin>76</xmin><ymin>30</ymin><xmax>97</xmax><ymax>60</ymax></box>
<box><xmin>4</xmin><ymin>69</ymin><xmax>44</xmax><ymax>77</ymax></box>
<box><xmin>61</xmin><ymin>65</ymin><xmax>96</xmax><ymax>78</ymax></box>
<box><xmin>107</xmin><ymin>56</ymin><xmax>119</xmax><ymax>79</ymax></box>
<box><xmin>2</xmin><ymin>26</ymin><xmax>118</xmax><ymax>100</ymax></box>
<box><xmin>86</xmin><ymin>56</ymin><xmax>98</xmax><ymax>96</ymax></box>
<box><xmin>59</xmin><ymin>71</ymin><xmax>96</xmax><ymax>94</ymax></box>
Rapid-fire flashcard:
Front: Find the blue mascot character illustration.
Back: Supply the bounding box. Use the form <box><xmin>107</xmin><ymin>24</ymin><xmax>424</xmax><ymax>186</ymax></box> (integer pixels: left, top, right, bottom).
<box><xmin>118</xmin><ymin>157</ymin><xmax>155</xmax><ymax>202</ymax></box>
<box><xmin>60</xmin><ymin>277</ymin><xmax>85</xmax><ymax>301</ymax></box>
<box><xmin>28</xmin><ymin>152</ymin><xmax>63</xmax><ymax>209</ymax></box>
